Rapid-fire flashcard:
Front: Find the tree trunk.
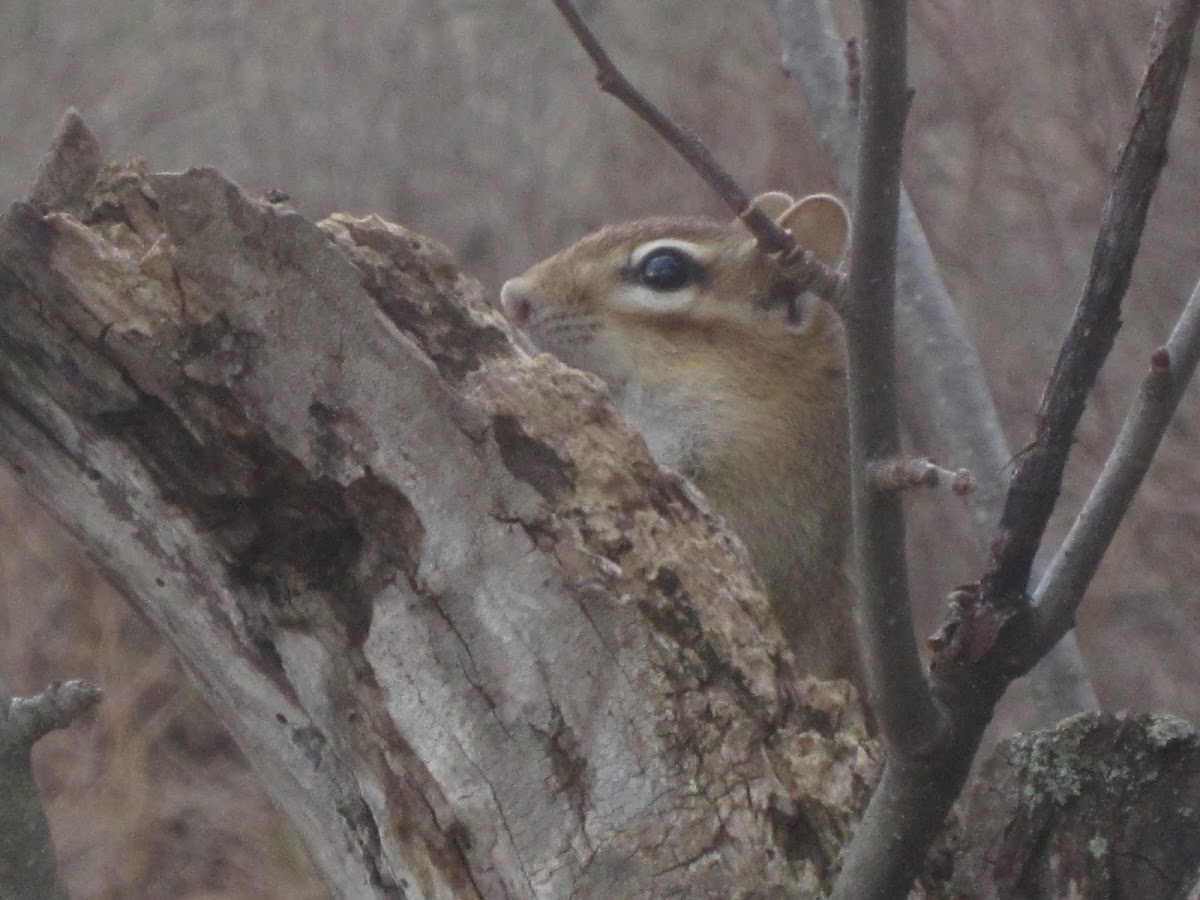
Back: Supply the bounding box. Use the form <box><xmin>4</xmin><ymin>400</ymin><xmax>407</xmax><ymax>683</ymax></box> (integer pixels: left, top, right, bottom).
<box><xmin>7</xmin><ymin>113</ymin><xmax>1200</xmax><ymax>900</ymax></box>
<box><xmin>952</xmin><ymin>712</ymin><xmax>1200</xmax><ymax>899</ymax></box>
<box><xmin>0</xmin><ymin>113</ymin><xmax>876</xmax><ymax>898</ymax></box>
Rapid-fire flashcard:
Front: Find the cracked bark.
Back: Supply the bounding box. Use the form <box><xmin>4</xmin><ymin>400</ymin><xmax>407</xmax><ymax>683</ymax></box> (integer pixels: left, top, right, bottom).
<box><xmin>0</xmin><ymin>113</ymin><xmax>878</xmax><ymax>898</ymax></box>
<box><xmin>952</xmin><ymin>713</ymin><xmax>1200</xmax><ymax>899</ymax></box>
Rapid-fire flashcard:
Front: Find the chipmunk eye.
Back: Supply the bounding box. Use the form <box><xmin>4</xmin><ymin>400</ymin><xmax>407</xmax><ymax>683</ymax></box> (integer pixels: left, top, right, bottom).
<box><xmin>637</xmin><ymin>248</ymin><xmax>696</xmax><ymax>292</ymax></box>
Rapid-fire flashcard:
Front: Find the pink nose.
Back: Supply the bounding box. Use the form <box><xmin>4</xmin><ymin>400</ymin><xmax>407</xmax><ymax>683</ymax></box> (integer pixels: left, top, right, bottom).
<box><xmin>500</xmin><ymin>279</ymin><xmax>534</xmax><ymax>329</ymax></box>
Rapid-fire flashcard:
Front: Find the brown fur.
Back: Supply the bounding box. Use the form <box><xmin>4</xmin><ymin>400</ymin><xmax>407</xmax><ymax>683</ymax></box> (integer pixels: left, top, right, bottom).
<box><xmin>500</xmin><ymin>195</ymin><xmax>859</xmax><ymax>687</ymax></box>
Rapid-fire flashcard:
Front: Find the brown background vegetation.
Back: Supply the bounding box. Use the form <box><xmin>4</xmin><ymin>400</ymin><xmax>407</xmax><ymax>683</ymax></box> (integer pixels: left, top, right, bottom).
<box><xmin>1</xmin><ymin>0</ymin><xmax>1197</xmax><ymax>895</ymax></box>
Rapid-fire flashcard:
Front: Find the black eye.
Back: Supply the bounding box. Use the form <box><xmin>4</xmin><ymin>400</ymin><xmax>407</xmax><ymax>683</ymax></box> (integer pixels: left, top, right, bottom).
<box><xmin>637</xmin><ymin>248</ymin><xmax>695</xmax><ymax>292</ymax></box>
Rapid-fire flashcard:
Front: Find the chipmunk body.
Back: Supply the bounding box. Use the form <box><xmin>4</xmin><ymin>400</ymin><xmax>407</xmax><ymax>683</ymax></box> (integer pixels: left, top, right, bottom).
<box><xmin>500</xmin><ymin>193</ymin><xmax>858</xmax><ymax>686</ymax></box>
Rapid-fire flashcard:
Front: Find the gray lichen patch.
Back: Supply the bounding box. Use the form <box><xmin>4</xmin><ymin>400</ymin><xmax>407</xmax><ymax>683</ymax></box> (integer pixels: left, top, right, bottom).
<box><xmin>1002</xmin><ymin>711</ymin><xmax>1200</xmax><ymax>809</ymax></box>
<box><xmin>952</xmin><ymin>712</ymin><xmax>1200</xmax><ymax>898</ymax></box>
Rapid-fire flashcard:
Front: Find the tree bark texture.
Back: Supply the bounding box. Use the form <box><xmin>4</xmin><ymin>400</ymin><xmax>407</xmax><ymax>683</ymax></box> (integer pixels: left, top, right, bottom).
<box><xmin>0</xmin><ymin>120</ymin><xmax>878</xmax><ymax>898</ymax></box>
<box><xmin>952</xmin><ymin>712</ymin><xmax>1200</xmax><ymax>899</ymax></box>
<box><xmin>6</xmin><ymin>118</ymin><xmax>1200</xmax><ymax>900</ymax></box>
<box><xmin>0</xmin><ymin>678</ymin><xmax>101</xmax><ymax>900</ymax></box>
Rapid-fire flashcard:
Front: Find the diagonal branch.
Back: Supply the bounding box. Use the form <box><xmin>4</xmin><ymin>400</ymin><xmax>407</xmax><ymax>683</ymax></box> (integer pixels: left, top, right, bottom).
<box><xmin>547</xmin><ymin>0</ymin><xmax>845</xmax><ymax>305</ymax></box>
<box><xmin>978</xmin><ymin>0</ymin><xmax>1200</xmax><ymax>615</ymax></box>
<box><xmin>4</xmin><ymin>680</ymin><xmax>103</xmax><ymax>748</ymax></box>
<box><xmin>1029</xmin><ymin>275</ymin><xmax>1200</xmax><ymax>658</ymax></box>
<box><xmin>766</xmin><ymin>0</ymin><xmax>1098</xmax><ymax>722</ymax></box>
<box><xmin>548</xmin><ymin>0</ymin><xmax>780</xmax><ymax>244</ymax></box>
<box><xmin>833</xmin><ymin>1</ymin><xmax>1200</xmax><ymax>896</ymax></box>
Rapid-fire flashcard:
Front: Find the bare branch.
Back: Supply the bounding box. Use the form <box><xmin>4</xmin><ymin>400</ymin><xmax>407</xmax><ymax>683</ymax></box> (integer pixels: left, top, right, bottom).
<box><xmin>1029</xmin><ymin>276</ymin><xmax>1200</xmax><ymax>657</ymax></box>
<box><xmin>830</xmin><ymin>0</ymin><xmax>1200</xmax><ymax>896</ymax></box>
<box><xmin>767</xmin><ymin>0</ymin><xmax>860</xmax><ymax>192</ymax></box>
<box><xmin>837</xmin><ymin>0</ymin><xmax>938</xmax><ymax>760</ymax></box>
<box><xmin>4</xmin><ymin>680</ymin><xmax>102</xmax><ymax>748</ymax></box>
<box><xmin>829</xmin><ymin>5</ymin><xmax>961</xmax><ymax>894</ymax></box>
<box><xmin>548</xmin><ymin>0</ymin><xmax>776</xmax><ymax>240</ymax></box>
<box><xmin>978</xmin><ymin>0</ymin><xmax>1200</xmax><ymax>616</ymax></box>
<box><xmin>1</xmin><ymin>677</ymin><xmax>99</xmax><ymax>900</ymax></box>
<box><xmin>767</xmin><ymin>0</ymin><xmax>1098</xmax><ymax>720</ymax></box>
<box><xmin>548</xmin><ymin>0</ymin><xmax>845</xmax><ymax>305</ymax></box>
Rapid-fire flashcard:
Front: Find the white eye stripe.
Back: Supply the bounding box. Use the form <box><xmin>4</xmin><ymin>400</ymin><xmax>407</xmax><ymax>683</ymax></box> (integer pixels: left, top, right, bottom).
<box><xmin>628</xmin><ymin>238</ymin><xmax>710</xmax><ymax>268</ymax></box>
<box><xmin>613</xmin><ymin>284</ymin><xmax>698</xmax><ymax>313</ymax></box>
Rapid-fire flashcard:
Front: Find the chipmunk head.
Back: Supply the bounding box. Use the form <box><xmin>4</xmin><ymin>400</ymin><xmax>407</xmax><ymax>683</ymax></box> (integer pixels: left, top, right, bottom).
<box><xmin>500</xmin><ymin>192</ymin><xmax>859</xmax><ymax>686</ymax></box>
<box><xmin>499</xmin><ymin>192</ymin><xmax>849</xmax><ymax>392</ymax></box>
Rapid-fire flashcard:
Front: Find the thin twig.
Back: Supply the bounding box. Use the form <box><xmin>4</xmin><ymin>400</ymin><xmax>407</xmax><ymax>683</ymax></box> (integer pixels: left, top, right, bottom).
<box><xmin>548</xmin><ymin>0</ymin><xmax>846</xmax><ymax>304</ymax></box>
<box><xmin>830</xmin><ymin>1</ymin><xmax>1200</xmax><ymax>896</ymax></box>
<box><xmin>977</xmin><ymin>0</ymin><xmax>1200</xmax><ymax>616</ymax></box>
<box><xmin>829</xmin><ymin>7</ymin><xmax>956</xmax><ymax>897</ymax></box>
<box><xmin>549</xmin><ymin>0</ymin><xmax>774</xmax><ymax>238</ymax></box>
<box><xmin>836</xmin><ymin>0</ymin><xmax>939</xmax><ymax>764</ymax></box>
<box><xmin>1029</xmin><ymin>275</ymin><xmax>1200</xmax><ymax>657</ymax></box>
<box><xmin>767</xmin><ymin>0</ymin><xmax>1098</xmax><ymax>722</ymax></box>
<box><xmin>871</xmin><ymin>456</ymin><xmax>976</xmax><ymax>494</ymax></box>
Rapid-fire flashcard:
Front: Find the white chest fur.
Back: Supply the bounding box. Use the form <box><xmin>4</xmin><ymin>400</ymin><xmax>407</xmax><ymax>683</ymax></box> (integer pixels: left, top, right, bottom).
<box><xmin>613</xmin><ymin>379</ymin><xmax>715</xmax><ymax>477</ymax></box>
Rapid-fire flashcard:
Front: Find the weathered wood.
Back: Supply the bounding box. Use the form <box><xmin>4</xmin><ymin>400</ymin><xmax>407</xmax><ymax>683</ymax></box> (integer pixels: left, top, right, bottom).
<box><xmin>0</xmin><ymin>115</ymin><xmax>876</xmax><ymax>898</ymax></box>
<box><xmin>953</xmin><ymin>713</ymin><xmax>1200</xmax><ymax>899</ymax></box>
<box><xmin>0</xmin><ymin>678</ymin><xmax>101</xmax><ymax>900</ymax></box>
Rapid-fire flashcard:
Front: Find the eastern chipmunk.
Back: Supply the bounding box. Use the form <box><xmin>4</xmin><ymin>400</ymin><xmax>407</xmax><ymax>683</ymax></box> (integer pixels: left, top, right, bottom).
<box><xmin>500</xmin><ymin>192</ymin><xmax>858</xmax><ymax>688</ymax></box>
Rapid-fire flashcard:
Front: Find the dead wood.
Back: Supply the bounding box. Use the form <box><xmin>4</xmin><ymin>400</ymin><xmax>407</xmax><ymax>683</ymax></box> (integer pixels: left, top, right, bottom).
<box><xmin>953</xmin><ymin>713</ymin><xmax>1200</xmax><ymax>899</ymax></box>
<box><xmin>0</xmin><ymin>113</ymin><xmax>876</xmax><ymax>899</ymax></box>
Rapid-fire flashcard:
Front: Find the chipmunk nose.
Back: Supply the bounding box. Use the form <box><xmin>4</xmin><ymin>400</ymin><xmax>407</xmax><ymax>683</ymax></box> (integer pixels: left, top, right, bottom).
<box><xmin>499</xmin><ymin>278</ymin><xmax>535</xmax><ymax>329</ymax></box>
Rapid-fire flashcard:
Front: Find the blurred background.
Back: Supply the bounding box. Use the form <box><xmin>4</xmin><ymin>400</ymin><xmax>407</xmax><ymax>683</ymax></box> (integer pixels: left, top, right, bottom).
<box><xmin>1</xmin><ymin>0</ymin><xmax>1197</xmax><ymax>896</ymax></box>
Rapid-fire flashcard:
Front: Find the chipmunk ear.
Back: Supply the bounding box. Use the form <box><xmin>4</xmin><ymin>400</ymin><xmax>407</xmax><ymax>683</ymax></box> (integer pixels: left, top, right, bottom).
<box><xmin>777</xmin><ymin>193</ymin><xmax>850</xmax><ymax>266</ymax></box>
<box><xmin>742</xmin><ymin>191</ymin><xmax>796</xmax><ymax>223</ymax></box>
